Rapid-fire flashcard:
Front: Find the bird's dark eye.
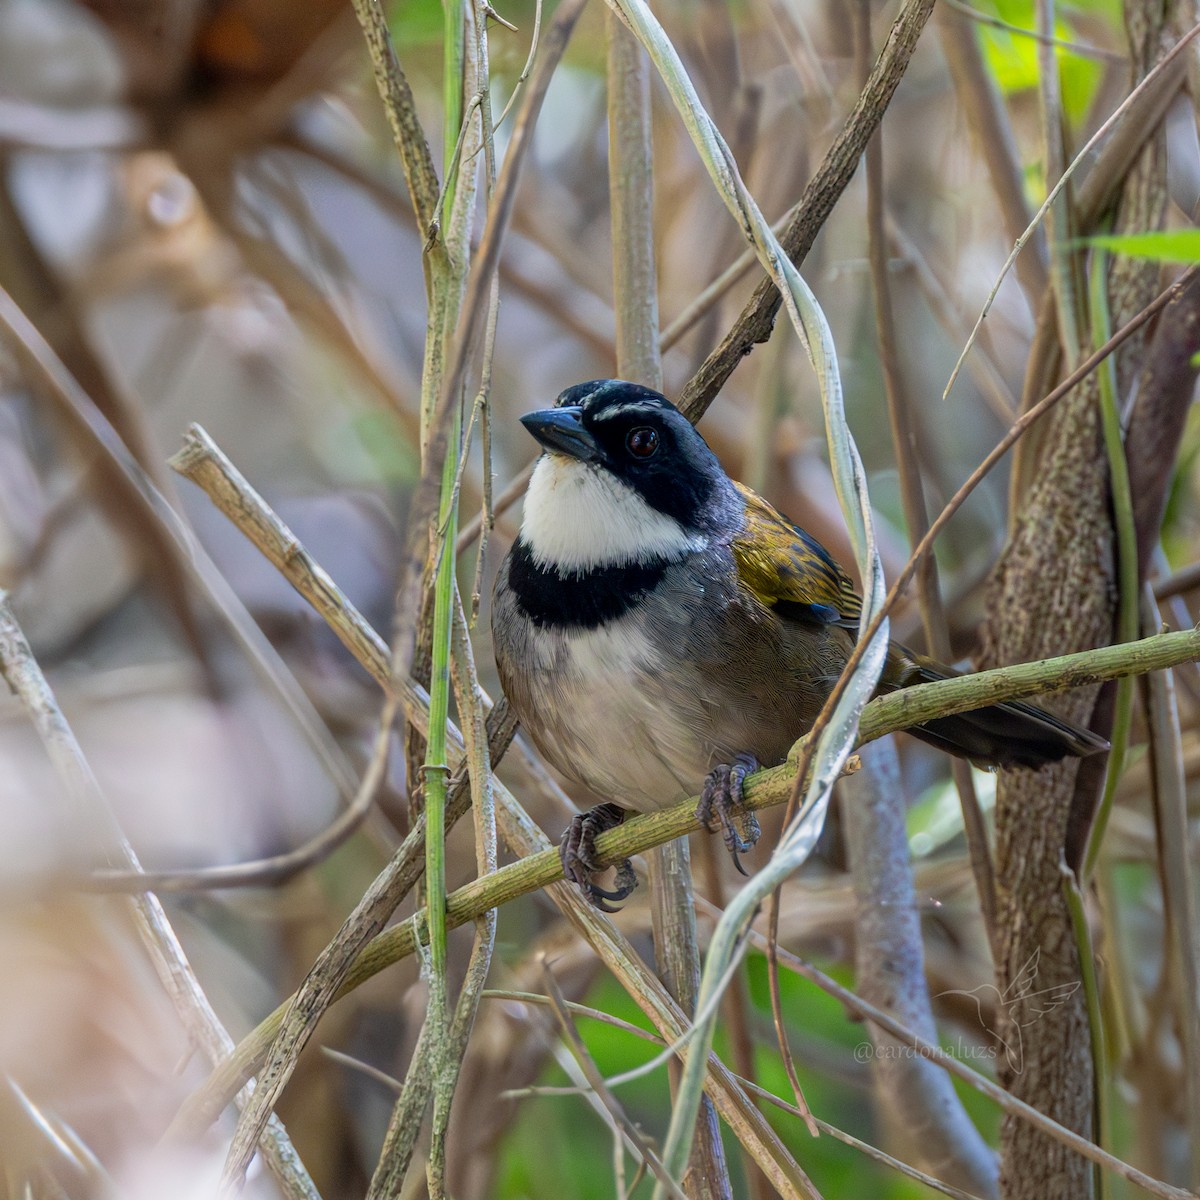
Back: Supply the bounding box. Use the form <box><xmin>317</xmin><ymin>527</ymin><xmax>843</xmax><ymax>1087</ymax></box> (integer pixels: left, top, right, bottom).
<box><xmin>626</xmin><ymin>427</ymin><xmax>659</xmax><ymax>458</ymax></box>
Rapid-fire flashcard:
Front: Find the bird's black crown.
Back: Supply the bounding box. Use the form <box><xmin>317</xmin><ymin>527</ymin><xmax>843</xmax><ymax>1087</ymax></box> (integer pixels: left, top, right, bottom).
<box><xmin>546</xmin><ymin>380</ymin><xmax>736</xmax><ymax>533</ymax></box>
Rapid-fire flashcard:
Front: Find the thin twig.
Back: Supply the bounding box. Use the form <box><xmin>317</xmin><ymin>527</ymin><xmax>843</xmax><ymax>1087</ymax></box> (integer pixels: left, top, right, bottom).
<box><xmin>171</xmin><ymin>624</ymin><xmax>1200</xmax><ymax>1125</ymax></box>
<box><xmin>349</xmin><ymin>0</ymin><xmax>441</xmax><ymax>238</ymax></box>
<box><xmin>0</xmin><ymin>284</ymin><xmax>368</xmax><ymax>852</ymax></box>
<box><xmin>606</xmin><ymin>11</ymin><xmax>732</xmax><ymax>1196</ymax></box>
<box><xmin>1140</xmin><ymin>587</ymin><xmax>1200</xmax><ymax>1183</ymax></box>
<box><xmin>542</xmin><ymin>962</ymin><xmax>689</xmax><ymax>1200</ymax></box>
<box><xmin>942</xmin><ymin>23</ymin><xmax>1200</xmax><ymax>403</ymax></box>
<box><xmin>740</xmin><ymin>929</ymin><xmax>1197</xmax><ymax>1200</ymax></box>
<box><xmin>676</xmin><ymin>0</ymin><xmax>938</xmax><ymax>421</ymax></box>
<box><xmin>0</xmin><ymin>595</ymin><xmax>320</xmax><ymax>1200</ymax></box>
<box><xmin>785</xmin><ymin>266</ymin><xmax>1199</xmax><ymax>822</ymax></box>
<box><xmin>864</xmin><ymin>10</ymin><xmax>997</xmax><ymax>949</ymax></box>
<box><xmin>456</xmin><ymin>459</ymin><xmax>533</xmax><ymax>554</ymax></box>
<box><xmin>942</xmin><ymin>0</ymin><xmax>1124</xmax><ymax>61</ymax></box>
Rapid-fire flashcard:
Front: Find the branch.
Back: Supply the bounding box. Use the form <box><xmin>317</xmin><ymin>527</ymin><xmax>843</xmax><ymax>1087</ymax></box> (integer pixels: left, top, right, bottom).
<box><xmin>0</xmin><ymin>596</ymin><xmax>319</xmax><ymax>1200</ymax></box>
<box><xmin>350</xmin><ymin>0</ymin><xmax>441</xmax><ymax>237</ymax></box>
<box><xmin>162</xmin><ymin>424</ymin><xmax>1200</xmax><ymax>927</ymax></box>
<box><xmin>161</xmin><ymin>626</ymin><xmax>1200</xmax><ymax>1121</ymax></box>
<box><xmin>366</xmin><ymin>627</ymin><xmax>1198</xmax><ymax>933</ymax></box>
<box><xmin>675</xmin><ymin>0</ymin><xmax>937</xmax><ymax>421</ymax></box>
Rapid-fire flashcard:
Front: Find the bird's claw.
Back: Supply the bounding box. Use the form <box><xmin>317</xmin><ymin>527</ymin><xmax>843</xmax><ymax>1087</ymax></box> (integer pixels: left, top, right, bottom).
<box><xmin>697</xmin><ymin>754</ymin><xmax>761</xmax><ymax>874</ymax></box>
<box><xmin>560</xmin><ymin>802</ymin><xmax>636</xmax><ymax>910</ymax></box>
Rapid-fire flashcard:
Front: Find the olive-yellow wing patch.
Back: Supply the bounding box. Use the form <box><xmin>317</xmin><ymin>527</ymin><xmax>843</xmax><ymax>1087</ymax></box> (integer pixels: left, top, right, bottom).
<box><xmin>731</xmin><ymin>483</ymin><xmax>861</xmax><ymax>626</ymax></box>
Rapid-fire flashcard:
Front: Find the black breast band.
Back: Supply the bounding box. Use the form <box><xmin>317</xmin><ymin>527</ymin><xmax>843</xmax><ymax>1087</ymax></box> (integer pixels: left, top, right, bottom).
<box><xmin>507</xmin><ymin>541</ymin><xmax>667</xmax><ymax>630</ymax></box>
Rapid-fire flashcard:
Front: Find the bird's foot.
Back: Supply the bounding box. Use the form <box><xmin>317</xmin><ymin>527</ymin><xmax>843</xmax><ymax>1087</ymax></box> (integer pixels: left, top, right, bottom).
<box><xmin>696</xmin><ymin>753</ymin><xmax>761</xmax><ymax>875</ymax></box>
<box><xmin>560</xmin><ymin>802</ymin><xmax>637</xmax><ymax>911</ymax></box>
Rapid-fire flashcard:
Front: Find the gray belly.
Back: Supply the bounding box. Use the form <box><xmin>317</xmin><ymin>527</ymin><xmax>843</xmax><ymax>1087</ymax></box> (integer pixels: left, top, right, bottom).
<box><xmin>491</xmin><ymin>550</ymin><xmax>851</xmax><ymax>812</ymax></box>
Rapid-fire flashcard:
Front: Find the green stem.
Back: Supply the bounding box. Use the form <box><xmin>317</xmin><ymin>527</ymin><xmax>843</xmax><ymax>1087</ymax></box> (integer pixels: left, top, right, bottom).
<box><xmin>419</xmin><ymin>0</ymin><xmax>471</xmax><ymax>1190</ymax></box>
<box><xmin>179</xmin><ymin>626</ymin><xmax>1200</xmax><ymax>1138</ymax></box>
<box><xmin>424</xmin><ymin>427</ymin><xmax>460</xmax><ymax>983</ymax></box>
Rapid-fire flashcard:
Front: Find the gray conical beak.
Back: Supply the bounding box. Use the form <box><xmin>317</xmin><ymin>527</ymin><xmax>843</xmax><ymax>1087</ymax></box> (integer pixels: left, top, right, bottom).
<box><xmin>520</xmin><ymin>406</ymin><xmax>601</xmax><ymax>462</ymax></box>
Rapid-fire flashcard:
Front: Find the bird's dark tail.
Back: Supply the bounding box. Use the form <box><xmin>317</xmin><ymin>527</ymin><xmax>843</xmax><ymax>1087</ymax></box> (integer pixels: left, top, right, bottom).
<box><xmin>886</xmin><ymin>655</ymin><xmax>1110</xmax><ymax>770</ymax></box>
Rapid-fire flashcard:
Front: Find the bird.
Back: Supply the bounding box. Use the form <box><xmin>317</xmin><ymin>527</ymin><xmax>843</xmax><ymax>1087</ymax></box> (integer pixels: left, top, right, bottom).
<box><xmin>490</xmin><ymin>379</ymin><xmax>1109</xmax><ymax>908</ymax></box>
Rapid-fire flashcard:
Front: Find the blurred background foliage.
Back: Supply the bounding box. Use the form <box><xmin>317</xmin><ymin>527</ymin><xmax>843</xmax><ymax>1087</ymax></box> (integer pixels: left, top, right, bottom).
<box><xmin>0</xmin><ymin>0</ymin><xmax>1197</xmax><ymax>1197</ymax></box>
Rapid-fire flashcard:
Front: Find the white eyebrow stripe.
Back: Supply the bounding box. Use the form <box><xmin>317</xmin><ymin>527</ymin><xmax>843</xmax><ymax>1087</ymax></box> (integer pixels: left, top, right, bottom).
<box><xmin>590</xmin><ymin>402</ymin><xmax>660</xmax><ymax>420</ymax></box>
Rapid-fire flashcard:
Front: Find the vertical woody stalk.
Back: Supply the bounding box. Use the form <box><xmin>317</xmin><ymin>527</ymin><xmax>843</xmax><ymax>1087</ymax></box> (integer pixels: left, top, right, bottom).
<box><xmin>406</xmin><ymin>0</ymin><xmax>478</xmax><ymax>1189</ymax></box>
<box><xmin>606</xmin><ymin>15</ymin><xmax>733</xmax><ymax>1198</ymax></box>
<box><xmin>419</xmin><ymin>0</ymin><xmax>475</xmax><ymax>965</ymax></box>
<box><xmin>982</xmin><ymin>5</ymin><xmax>1176</xmax><ymax>1198</ymax></box>
<box><xmin>598</xmin><ymin>1</ymin><xmax>890</xmax><ymax>1191</ymax></box>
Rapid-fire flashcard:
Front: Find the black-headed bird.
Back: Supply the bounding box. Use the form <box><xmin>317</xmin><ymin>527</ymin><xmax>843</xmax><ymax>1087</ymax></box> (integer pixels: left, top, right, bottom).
<box><xmin>490</xmin><ymin>380</ymin><xmax>1108</xmax><ymax>908</ymax></box>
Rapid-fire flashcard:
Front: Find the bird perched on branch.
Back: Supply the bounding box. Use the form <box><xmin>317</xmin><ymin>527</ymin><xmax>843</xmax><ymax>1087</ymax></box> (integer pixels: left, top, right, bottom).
<box><xmin>491</xmin><ymin>380</ymin><xmax>1108</xmax><ymax>908</ymax></box>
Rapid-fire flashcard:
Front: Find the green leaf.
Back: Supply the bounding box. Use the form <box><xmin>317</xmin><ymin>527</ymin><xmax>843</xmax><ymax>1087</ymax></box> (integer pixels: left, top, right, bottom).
<box><xmin>979</xmin><ymin>22</ymin><xmax>1039</xmax><ymax>95</ymax></box>
<box><xmin>1087</xmin><ymin>229</ymin><xmax>1200</xmax><ymax>263</ymax></box>
<box><xmin>976</xmin><ymin>0</ymin><xmax>1105</xmax><ymax>116</ymax></box>
<box><xmin>1059</xmin><ymin>46</ymin><xmax>1102</xmax><ymax>126</ymax></box>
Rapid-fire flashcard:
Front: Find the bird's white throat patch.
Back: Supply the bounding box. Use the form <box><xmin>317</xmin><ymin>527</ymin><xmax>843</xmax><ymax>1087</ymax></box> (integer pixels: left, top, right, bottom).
<box><xmin>520</xmin><ymin>454</ymin><xmax>703</xmax><ymax>574</ymax></box>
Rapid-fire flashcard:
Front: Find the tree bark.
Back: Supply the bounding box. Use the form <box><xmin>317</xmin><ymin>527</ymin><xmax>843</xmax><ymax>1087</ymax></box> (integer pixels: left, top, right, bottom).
<box><xmin>980</xmin><ymin>374</ymin><xmax>1113</xmax><ymax>1200</ymax></box>
<box><xmin>979</xmin><ymin>5</ymin><xmax>1175</xmax><ymax>1196</ymax></box>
